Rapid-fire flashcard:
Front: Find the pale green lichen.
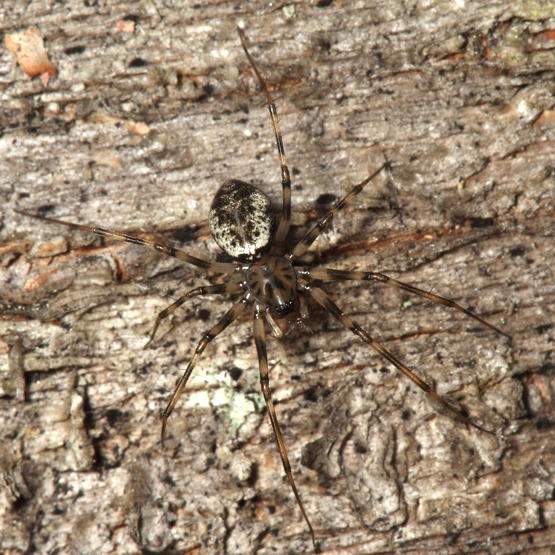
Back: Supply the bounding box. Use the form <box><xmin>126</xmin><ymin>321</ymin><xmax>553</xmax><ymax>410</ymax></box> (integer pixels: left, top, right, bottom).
<box><xmin>514</xmin><ymin>0</ymin><xmax>555</xmax><ymax>19</ymax></box>
<box><xmin>282</xmin><ymin>5</ymin><xmax>296</xmax><ymax>19</ymax></box>
<box><xmin>225</xmin><ymin>390</ymin><xmax>262</xmax><ymax>440</ymax></box>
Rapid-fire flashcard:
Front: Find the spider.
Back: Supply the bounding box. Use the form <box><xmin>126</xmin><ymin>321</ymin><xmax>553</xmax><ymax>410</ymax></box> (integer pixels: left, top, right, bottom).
<box><xmin>18</xmin><ymin>27</ymin><xmax>509</xmax><ymax>549</ymax></box>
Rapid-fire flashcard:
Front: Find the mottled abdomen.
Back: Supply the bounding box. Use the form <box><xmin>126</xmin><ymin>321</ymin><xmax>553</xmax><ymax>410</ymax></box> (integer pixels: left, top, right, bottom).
<box><xmin>209</xmin><ymin>180</ymin><xmax>274</xmax><ymax>260</ymax></box>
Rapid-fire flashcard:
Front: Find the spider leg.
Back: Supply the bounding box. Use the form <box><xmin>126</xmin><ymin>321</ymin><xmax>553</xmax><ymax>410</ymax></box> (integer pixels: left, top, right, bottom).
<box><xmin>16</xmin><ymin>210</ymin><xmax>236</xmax><ymax>273</ymax></box>
<box><xmin>304</xmin><ymin>283</ymin><xmax>493</xmax><ymax>434</ymax></box>
<box><xmin>238</xmin><ymin>28</ymin><xmax>292</xmax><ymax>245</ymax></box>
<box><xmin>145</xmin><ymin>282</ymin><xmax>244</xmax><ymax>347</ymax></box>
<box><xmin>161</xmin><ymin>296</ymin><xmax>249</xmax><ymax>443</ymax></box>
<box><xmin>253</xmin><ymin>306</ymin><xmax>317</xmax><ymax>548</ymax></box>
<box><xmin>291</xmin><ymin>163</ymin><xmax>388</xmax><ymax>259</ymax></box>
<box><xmin>301</xmin><ymin>268</ymin><xmax>509</xmax><ymax>338</ymax></box>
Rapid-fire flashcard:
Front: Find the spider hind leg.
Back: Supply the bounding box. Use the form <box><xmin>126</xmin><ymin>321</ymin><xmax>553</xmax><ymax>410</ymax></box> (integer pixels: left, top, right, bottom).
<box><xmin>238</xmin><ymin>27</ymin><xmax>292</xmax><ymax>246</ymax></box>
<box><xmin>292</xmin><ymin>162</ymin><xmax>388</xmax><ymax>259</ymax></box>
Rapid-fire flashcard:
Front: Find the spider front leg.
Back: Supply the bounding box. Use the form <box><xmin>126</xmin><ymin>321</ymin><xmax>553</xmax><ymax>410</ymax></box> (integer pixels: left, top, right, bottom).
<box><xmin>302</xmin><ymin>268</ymin><xmax>509</xmax><ymax>338</ymax></box>
<box><xmin>304</xmin><ymin>283</ymin><xmax>493</xmax><ymax>434</ymax></box>
<box><xmin>253</xmin><ymin>307</ymin><xmax>317</xmax><ymax>548</ymax></box>
<box><xmin>145</xmin><ymin>281</ymin><xmax>244</xmax><ymax>347</ymax></box>
<box><xmin>161</xmin><ymin>296</ymin><xmax>248</xmax><ymax>443</ymax></box>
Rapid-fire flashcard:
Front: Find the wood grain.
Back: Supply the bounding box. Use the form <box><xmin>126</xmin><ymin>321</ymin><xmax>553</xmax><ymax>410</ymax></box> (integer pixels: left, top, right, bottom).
<box><xmin>1</xmin><ymin>2</ymin><xmax>553</xmax><ymax>553</ymax></box>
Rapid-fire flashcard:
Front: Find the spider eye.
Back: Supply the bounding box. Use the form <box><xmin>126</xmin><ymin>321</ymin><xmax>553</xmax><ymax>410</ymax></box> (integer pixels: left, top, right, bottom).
<box><xmin>273</xmin><ymin>299</ymin><xmax>298</xmax><ymax>318</ymax></box>
<box><xmin>209</xmin><ymin>180</ymin><xmax>274</xmax><ymax>260</ymax></box>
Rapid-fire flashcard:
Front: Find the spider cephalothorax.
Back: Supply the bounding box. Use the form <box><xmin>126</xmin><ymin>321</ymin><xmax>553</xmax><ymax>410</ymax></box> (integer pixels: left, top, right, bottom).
<box><xmin>246</xmin><ymin>257</ymin><xmax>299</xmax><ymax>318</ymax></box>
<box><xmin>18</xmin><ymin>27</ymin><xmax>509</xmax><ymax>550</ymax></box>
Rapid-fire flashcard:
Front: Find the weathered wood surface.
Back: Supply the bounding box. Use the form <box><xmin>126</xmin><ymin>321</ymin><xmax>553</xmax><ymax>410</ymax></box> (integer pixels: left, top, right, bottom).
<box><xmin>1</xmin><ymin>2</ymin><xmax>553</xmax><ymax>553</ymax></box>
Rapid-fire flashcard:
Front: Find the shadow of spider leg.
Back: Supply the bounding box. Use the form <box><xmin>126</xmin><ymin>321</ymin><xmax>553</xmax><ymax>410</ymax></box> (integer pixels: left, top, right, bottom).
<box><xmin>288</xmin><ymin>160</ymin><xmax>508</xmax><ymax>434</ymax></box>
<box><xmin>14</xmin><ymin>210</ymin><xmax>237</xmax><ymax>274</ymax></box>
<box><xmin>304</xmin><ymin>268</ymin><xmax>510</xmax><ymax>339</ymax></box>
<box><xmin>291</xmin><ymin>163</ymin><xmax>388</xmax><ymax>259</ymax></box>
<box><xmin>253</xmin><ymin>306</ymin><xmax>317</xmax><ymax>548</ymax></box>
<box><xmin>303</xmin><ymin>282</ymin><xmax>499</xmax><ymax>434</ymax></box>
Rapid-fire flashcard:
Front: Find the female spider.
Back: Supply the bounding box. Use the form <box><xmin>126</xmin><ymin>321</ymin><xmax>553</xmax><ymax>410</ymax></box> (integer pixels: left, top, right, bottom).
<box><xmin>19</xmin><ymin>28</ymin><xmax>508</xmax><ymax>549</ymax></box>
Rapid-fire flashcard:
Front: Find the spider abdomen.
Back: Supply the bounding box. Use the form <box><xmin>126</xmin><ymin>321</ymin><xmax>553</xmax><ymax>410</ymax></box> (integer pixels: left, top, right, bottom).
<box><xmin>209</xmin><ymin>180</ymin><xmax>274</xmax><ymax>260</ymax></box>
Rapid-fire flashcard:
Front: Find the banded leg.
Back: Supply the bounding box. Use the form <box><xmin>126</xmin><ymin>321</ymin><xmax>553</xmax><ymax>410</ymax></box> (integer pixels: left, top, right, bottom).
<box><xmin>291</xmin><ymin>163</ymin><xmax>387</xmax><ymax>260</ymax></box>
<box><xmin>161</xmin><ymin>296</ymin><xmax>248</xmax><ymax>443</ymax></box>
<box><xmin>305</xmin><ymin>284</ymin><xmax>492</xmax><ymax>434</ymax></box>
<box><xmin>253</xmin><ymin>307</ymin><xmax>317</xmax><ymax>547</ymax></box>
<box><xmin>16</xmin><ymin>210</ymin><xmax>236</xmax><ymax>273</ymax></box>
<box><xmin>145</xmin><ymin>282</ymin><xmax>244</xmax><ymax>347</ymax></box>
<box><xmin>301</xmin><ymin>268</ymin><xmax>509</xmax><ymax>338</ymax></box>
<box><xmin>238</xmin><ymin>28</ymin><xmax>292</xmax><ymax>245</ymax></box>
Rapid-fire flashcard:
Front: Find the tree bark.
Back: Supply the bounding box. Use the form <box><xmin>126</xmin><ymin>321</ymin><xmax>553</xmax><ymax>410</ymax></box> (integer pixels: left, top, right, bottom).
<box><xmin>1</xmin><ymin>1</ymin><xmax>553</xmax><ymax>553</ymax></box>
